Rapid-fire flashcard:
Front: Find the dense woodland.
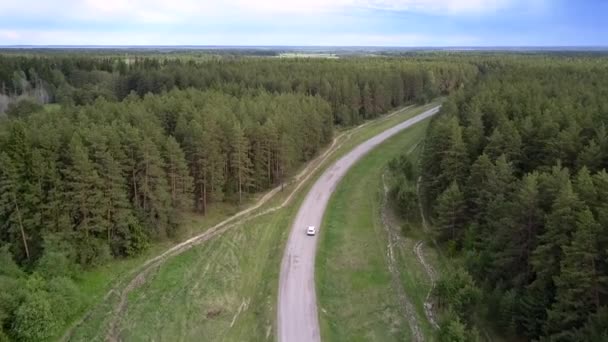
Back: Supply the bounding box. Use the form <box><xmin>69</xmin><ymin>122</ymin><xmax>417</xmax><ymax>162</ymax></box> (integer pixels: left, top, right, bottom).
<box><xmin>0</xmin><ymin>53</ymin><xmax>471</xmax><ymax>340</ymax></box>
<box><xmin>0</xmin><ymin>54</ymin><xmax>475</xmax><ymax>124</ymax></box>
<box><xmin>3</xmin><ymin>51</ymin><xmax>607</xmax><ymax>341</ymax></box>
<box><xmin>409</xmin><ymin>57</ymin><xmax>608</xmax><ymax>340</ymax></box>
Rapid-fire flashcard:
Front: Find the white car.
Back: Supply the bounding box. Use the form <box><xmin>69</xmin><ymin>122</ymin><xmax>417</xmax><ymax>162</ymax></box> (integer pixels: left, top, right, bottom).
<box><xmin>306</xmin><ymin>226</ymin><xmax>316</xmax><ymax>236</ymax></box>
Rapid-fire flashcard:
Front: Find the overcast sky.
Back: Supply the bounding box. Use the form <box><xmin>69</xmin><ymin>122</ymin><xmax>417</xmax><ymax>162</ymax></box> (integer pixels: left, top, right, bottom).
<box><xmin>0</xmin><ymin>0</ymin><xmax>606</xmax><ymax>46</ymax></box>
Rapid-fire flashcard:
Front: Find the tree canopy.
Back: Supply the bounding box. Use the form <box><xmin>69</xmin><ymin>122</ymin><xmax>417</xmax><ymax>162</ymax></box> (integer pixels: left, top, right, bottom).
<box><xmin>417</xmin><ymin>55</ymin><xmax>608</xmax><ymax>340</ymax></box>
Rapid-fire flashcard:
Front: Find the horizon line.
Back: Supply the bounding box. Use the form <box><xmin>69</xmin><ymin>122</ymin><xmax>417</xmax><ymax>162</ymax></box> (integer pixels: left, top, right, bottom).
<box><xmin>1</xmin><ymin>45</ymin><xmax>608</xmax><ymax>51</ymax></box>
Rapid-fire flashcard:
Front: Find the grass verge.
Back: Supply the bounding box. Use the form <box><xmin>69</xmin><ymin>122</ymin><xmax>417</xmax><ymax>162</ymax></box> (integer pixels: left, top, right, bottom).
<box><xmin>316</xmin><ymin>118</ymin><xmax>434</xmax><ymax>341</ymax></box>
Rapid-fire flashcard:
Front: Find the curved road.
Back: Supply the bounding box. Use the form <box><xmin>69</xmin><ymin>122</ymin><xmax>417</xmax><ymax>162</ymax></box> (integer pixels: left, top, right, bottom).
<box><xmin>277</xmin><ymin>106</ymin><xmax>440</xmax><ymax>342</ymax></box>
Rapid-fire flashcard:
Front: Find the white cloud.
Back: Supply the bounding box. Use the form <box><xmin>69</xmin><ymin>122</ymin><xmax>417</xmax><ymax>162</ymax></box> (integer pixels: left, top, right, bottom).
<box><xmin>0</xmin><ymin>0</ymin><xmax>548</xmax><ymax>45</ymax></box>
<box><xmin>0</xmin><ymin>30</ymin><xmax>21</xmax><ymax>40</ymax></box>
<box><xmin>1</xmin><ymin>29</ymin><xmax>479</xmax><ymax>46</ymax></box>
<box><xmin>0</xmin><ymin>0</ymin><xmax>529</xmax><ymax>25</ymax></box>
<box><xmin>358</xmin><ymin>0</ymin><xmax>513</xmax><ymax>14</ymax></box>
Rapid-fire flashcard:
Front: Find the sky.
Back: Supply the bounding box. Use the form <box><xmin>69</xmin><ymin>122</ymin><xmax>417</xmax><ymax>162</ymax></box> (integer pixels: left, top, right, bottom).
<box><xmin>0</xmin><ymin>0</ymin><xmax>606</xmax><ymax>46</ymax></box>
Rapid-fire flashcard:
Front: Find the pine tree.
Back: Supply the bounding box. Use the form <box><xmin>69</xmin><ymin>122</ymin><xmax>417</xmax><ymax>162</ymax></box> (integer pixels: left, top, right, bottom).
<box><xmin>538</xmin><ymin>164</ymin><xmax>570</xmax><ymax>212</ymax></box>
<box><xmin>592</xmin><ymin>170</ymin><xmax>608</xmax><ymax>228</ymax></box>
<box><xmin>276</xmin><ymin>133</ymin><xmax>297</xmax><ymax>188</ymax></box>
<box><xmin>163</xmin><ymin>136</ymin><xmax>193</xmax><ymax>211</ymax></box>
<box><xmin>517</xmin><ymin>285</ymin><xmax>552</xmax><ymax>339</ymax></box>
<box><xmin>577</xmin><ymin>139</ymin><xmax>603</xmax><ymax>172</ymax></box>
<box><xmin>545</xmin><ymin>209</ymin><xmax>605</xmax><ymax>340</ymax></box>
<box><xmin>361</xmin><ymin>82</ymin><xmax>373</xmax><ymax>118</ymax></box>
<box><xmin>247</xmin><ymin>123</ymin><xmax>266</xmax><ymax>191</ymax></box>
<box><xmin>390</xmin><ymin>73</ymin><xmax>404</xmax><ymax>107</ymax></box>
<box><xmin>492</xmin><ymin>155</ymin><xmax>516</xmax><ymax>194</ymax></box>
<box><xmin>183</xmin><ymin>118</ymin><xmax>224</xmax><ymax>214</ymax></box>
<box><xmin>263</xmin><ymin>119</ymin><xmax>279</xmax><ymax>186</ymax></box>
<box><xmin>0</xmin><ymin>152</ymin><xmax>30</xmax><ymax>261</ymax></box>
<box><xmin>440</xmin><ymin>117</ymin><xmax>469</xmax><ymax>187</ymax></box>
<box><xmin>64</xmin><ymin>134</ymin><xmax>107</xmax><ymax>264</ymax></box>
<box><xmin>32</xmin><ymin>148</ymin><xmax>67</xmax><ymax>237</ymax></box>
<box><xmin>577</xmin><ymin>307</ymin><xmax>608</xmax><ymax>341</ymax></box>
<box><xmin>463</xmin><ymin>107</ymin><xmax>485</xmax><ymax>158</ymax></box>
<box><xmin>483</xmin><ymin>120</ymin><xmax>522</xmax><ymax>164</ymax></box>
<box><xmin>89</xmin><ymin>130</ymin><xmax>144</xmax><ymax>254</ymax></box>
<box><xmin>229</xmin><ymin>123</ymin><xmax>253</xmax><ymax>204</ymax></box>
<box><xmin>420</xmin><ymin>115</ymin><xmax>452</xmax><ymax>206</ymax></box>
<box><xmin>495</xmin><ymin>172</ymin><xmax>543</xmax><ymax>288</ymax></box>
<box><xmin>134</xmin><ymin>136</ymin><xmax>173</xmax><ymax>236</ymax></box>
<box><xmin>434</xmin><ymin>181</ymin><xmax>466</xmax><ymax>243</ymax></box>
<box><xmin>574</xmin><ymin>167</ymin><xmax>597</xmax><ymax>209</ymax></box>
<box><xmin>439</xmin><ymin>317</ymin><xmax>468</xmax><ymax>342</ymax></box>
<box><xmin>556</xmin><ymin>121</ymin><xmax>583</xmax><ymax>169</ymax></box>
<box><xmin>203</xmin><ymin>119</ymin><xmax>226</xmax><ymax>204</ymax></box>
<box><xmin>466</xmin><ymin>153</ymin><xmax>494</xmax><ymax>222</ymax></box>
<box><xmin>530</xmin><ymin>181</ymin><xmax>583</xmax><ymax>303</ymax></box>
<box><xmin>372</xmin><ymin>81</ymin><xmax>387</xmax><ymax>114</ymax></box>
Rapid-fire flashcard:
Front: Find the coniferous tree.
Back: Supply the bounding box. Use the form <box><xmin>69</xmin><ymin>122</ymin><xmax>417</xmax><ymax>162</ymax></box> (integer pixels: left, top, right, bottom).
<box><xmin>466</xmin><ymin>153</ymin><xmax>495</xmax><ymax>222</ymax></box>
<box><xmin>0</xmin><ymin>152</ymin><xmax>30</xmax><ymax>262</ymax></box>
<box><xmin>494</xmin><ymin>172</ymin><xmax>543</xmax><ymax>288</ymax></box>
<box><xmin>420</xmin><ymin>115</ymin><xmax>453</xmax><ymax>206</ymax></box>
<box><xmin>263</xmin><ymin>119</ymin><xmax>279</xmax><ymax>186</ymax></box>
<box><xmin>483</xmin><ymin>121</ymin><xmax>522</xmax><ymax>163</ymax></box>
<box><xmin>574</xmin><ymin>167</ymin><xmax>597</xmax><ymax>208</ymax></box>
<box><xmin>434</xmin><ymin>181</ymin><xmax>466</xmax><ymax>243</ymax></box>
<box><xmin>545</xmin><ymin>209</ymin><xmax>605</xmax><ymax>340</ymax></box>
<box><xmin>89</xmin><ymin>130</ymin><xmax>142</xmax><ymax>254</ymax></box>
<box><xmin>440</xmin><ymin>118</ymin><xmax>469</xmax><ymax>187</ymax></box>
<box><xmin>163</xmin><ymin>136</ymin><xmax>193</xmax><ymax>211</ymax></box>
<box><xmin>229</xmin><ymin>123</ymin><xmax>253</xmax><ymax>203</ymax></box>
<box><xmin>64</xmin><ymin>134</ymin><xmax>107</xmax><ymax>264</ymax></box>
<box><xmin>134</xmin><ymin>136</ymin><xmax>173</xmax><ymax>237</ymax></box>
<box><xmin>463</xmin><ymin>107</ymin><xmax>485</xmax><ymax>158</ymax></box>
<box><xmin>361</xmin><ymin>83</ymin><xmax>373</xmax><ymax>118</ymax></box>
<box><xmin>531</xmin><ymin>181</ymin><xmax>583</xmax><ymax>287</ymax></box>
<box><xmin>577</xmin><ymin>307</ymin><xmax>608</xmax><ymax>341</ymax></box>
<box><xmin>592</xmin><ymin>170</ymin><xmax>608</xmax><ymax>228</ymax></box>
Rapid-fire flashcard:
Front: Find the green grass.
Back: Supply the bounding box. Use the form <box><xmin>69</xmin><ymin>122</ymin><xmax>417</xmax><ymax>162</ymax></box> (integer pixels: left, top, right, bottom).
<box><xmin>316</xmin><ymin>118</ymin><xmax>434</xmax><ymax>341</ymax></box>
<box><xmin>43</xmin><ymin>103</ymin><xmax>61</xmax><ymax>113</ymax></box>
<box><xmin>115</xmin><ymin>204</ymin><xmax>297</xmax><ymax>341</ymax></box>
<box><xmin>65</xmin><ymin>103</ymin><xmax>440</xmax><ymax>341</ymax></box>
<box><xmin>64</xmin><ymin>202</ymin><xmax>253</xmax><ymax>341</ymax></box>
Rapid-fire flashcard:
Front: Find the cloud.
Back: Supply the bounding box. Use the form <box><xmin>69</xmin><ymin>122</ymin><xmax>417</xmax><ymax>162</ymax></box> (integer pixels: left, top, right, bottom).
<box><xmin>0</xmin><ymin>0</ymin><xmax>561</xmax><ymax>46</ymax></box>
<box><xmin>0</xmin><ymin>30</ymin><xmax>20</xmax><ymax>40</ymax></box>
<box><xmin>0</xmin><ymin>28</ymin><xmax>479</xmax><ymax>46</ymax></box>
<box><xmin>0</xmin><ymin>0</ymin><xmax>526</xmax><ymax>25</ymax></box>
<box><xmin>358</xmin><ymin>0</ymin><xmax>514</xmax><ymax>14</ymax></box>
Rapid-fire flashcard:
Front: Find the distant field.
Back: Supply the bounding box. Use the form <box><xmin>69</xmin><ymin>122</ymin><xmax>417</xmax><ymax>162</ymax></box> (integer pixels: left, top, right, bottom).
<box><xmin>278</xmin><ymin>52</ymin><xmax>339</xmax><ymax>58</ymax></box>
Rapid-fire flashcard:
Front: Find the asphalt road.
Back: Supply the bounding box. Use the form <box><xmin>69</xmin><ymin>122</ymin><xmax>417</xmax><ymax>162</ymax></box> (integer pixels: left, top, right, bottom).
<box><xmin>277</xmin><ymin>106</ymin><xmax>440</xmax><ymax>342</ymax></box>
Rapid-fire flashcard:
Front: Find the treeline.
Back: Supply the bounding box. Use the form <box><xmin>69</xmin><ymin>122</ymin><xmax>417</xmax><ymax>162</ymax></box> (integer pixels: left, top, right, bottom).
<box><xmin>417</xmin><ymin>58</ymin><xmax>608</xmax><ymax>340</ymax></box>
<box><xmin>1</xmin><ymin>89</ymin><xmax>333</xmax><ymax>265</ymax></box>
<box><xmin>0</xmin><ymin>55</ymin><xmax>476</xmax><ymax>123</ymax></box>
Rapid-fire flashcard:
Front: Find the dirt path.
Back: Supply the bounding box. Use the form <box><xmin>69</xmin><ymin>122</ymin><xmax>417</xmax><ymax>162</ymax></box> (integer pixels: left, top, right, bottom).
<box><xmin>415</xmin><ymin>177</ymin><xmax>439</xmax><ymax>330</ymax></box>
<box><xmin>277</xmin><ymin>107</ymin><xmax>440</xmax><ymax>342</ymax></box>
<box><xmin>381</xmin><ymin>173</ymin><xmax>423</xmax><ymax>342</ymax></box>
<box><xmin>413</xmin><ymin>241</ymin><xmax>439</xmax><ymax>329</ymax></box>
<box><xmin>62</xmin><ymin>105</ymin><xmax>417</xmax><ymax>342</ymax></box>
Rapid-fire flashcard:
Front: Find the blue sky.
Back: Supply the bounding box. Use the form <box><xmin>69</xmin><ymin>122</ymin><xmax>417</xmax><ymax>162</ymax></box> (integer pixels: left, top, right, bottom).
<box><xmin>0</xmin><ymin>0</ymin><xmax>606</xmax><ymax>46</ymax></box>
